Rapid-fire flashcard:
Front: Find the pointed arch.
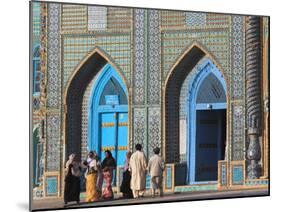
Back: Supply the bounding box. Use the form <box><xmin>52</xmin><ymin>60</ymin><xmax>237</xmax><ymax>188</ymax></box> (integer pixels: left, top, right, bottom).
<box><xmin>88</xmin><ymin>64</ymin><xmax>128</xmax><ymax>153</ymax></box>
<box><xmin>163</xmin><ymin>42</ymin><xmax>229</xmax><ymax>165</ymax></box>
<box><xmin>64</xmin><ymin>47</ymin><xmax>129</xmax><ymax>161</ymax></box>
<box><xmin>186</xmin><ymin>58</ymin><xmax>227</xmax><ymax>184</ymax></box>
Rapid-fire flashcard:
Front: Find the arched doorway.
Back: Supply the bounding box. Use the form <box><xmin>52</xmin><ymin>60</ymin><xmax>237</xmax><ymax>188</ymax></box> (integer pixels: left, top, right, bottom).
<box><xmin>164</xmin><ymin>44</ymin><xmax>205</xmax><ymax>163</ymax></box>
<box><xmin>65</xmin><ymin>48</ymin><xmax>129</xmax><ymax>162</ymax></box>
<box><xmin>88</xmin><ymin>64</ymin><xmax>128</xmax><ymax>166</ymax></box>
<box><xmin>186</xmin><ymin>59</ymin><xmax>227</xmax><ymax>184</ymax></box>
<box><xmin>164</xmin><ymin>44</ymin><xmax>229</xmax><ymax>186</ymax></box>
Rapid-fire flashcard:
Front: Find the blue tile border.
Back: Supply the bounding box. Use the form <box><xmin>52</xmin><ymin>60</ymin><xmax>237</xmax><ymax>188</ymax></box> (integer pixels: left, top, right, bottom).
<box><xmin>232</xmin><ymin>165</ymin><xmax>244</xmax><ymax>185</ymax></box>
<box><xmin>46</xmin><ymin>176</ymin><xmax>58</xmax><ymax>196</ymax></box>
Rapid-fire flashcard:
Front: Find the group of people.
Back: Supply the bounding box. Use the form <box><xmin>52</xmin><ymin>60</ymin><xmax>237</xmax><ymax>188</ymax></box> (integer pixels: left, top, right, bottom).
<box><xmin>63</xmin><ymin>143</ymin><xmax>165</xmax><ymax>205</ymax></box>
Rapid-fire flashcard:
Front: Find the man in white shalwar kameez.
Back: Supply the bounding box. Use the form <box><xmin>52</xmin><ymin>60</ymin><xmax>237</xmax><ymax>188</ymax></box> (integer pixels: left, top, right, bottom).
<box><xmin>129</xmin><ymin>143</ymin><xmax>147</xmax><ymax>198</ymax></box>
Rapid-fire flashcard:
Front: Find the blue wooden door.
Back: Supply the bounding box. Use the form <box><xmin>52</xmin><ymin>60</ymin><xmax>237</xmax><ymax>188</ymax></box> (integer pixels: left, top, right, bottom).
<box><xmin>195</xmin><ymin>110</ymin><xmax>222</xmax><ymax>182</ymax></box>
<box><xmin>100</xmin><ymin>112</ymin><xmax>117</xmax><ymax>161</ymax></box>
<box><xmin>99</xmin><ymin>111</ymin><xmax>128</xmax><ymax>166</ymax></box>
<box><xmin>117</xmin><ymin>112</ymin><xmax>128</xmax><ymax>166</ymax></box>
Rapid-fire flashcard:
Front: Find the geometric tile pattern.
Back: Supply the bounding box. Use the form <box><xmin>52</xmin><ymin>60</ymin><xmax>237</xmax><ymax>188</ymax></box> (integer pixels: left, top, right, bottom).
<box><xmin>81</xmin><ymin>77</ymin><xmax>96</xmax><ymax>159</ymax></box>
<box><xmin>232</xmin><ymin>105</ymin><xmax>245</xmax><ymax>160</ymax></box>
<box><xmin>245</xmin><ymin>179</ymin><xmax>269</xmax><ymax>186</ymax></box>
<box><xmin>231</xmin><ymin>15</ymin><xmax>245</xmax><ymax>99</ymax></box>
<box><xmin>185</xmin><ymin>12</ymin><xmax>206</xmax><ymax>27</ymax></box>
<box><xmin>46</xmin><ymin>114</ymin><xmax>60</xmax><ymax>171</ymax></box>
<box><xmin>161</xmin><ymin>10</ymin><xmax>186</xmax><ymax>28</ymax></box>
<box><xmin>62</xmin><ymin>34</ymin><xmax>131</xmax><ymax>89</ymax></box>
<box><xmin>32</xmin><ymin>1</ymin><xmax>41</xmax><ymax>45</ymax></box>
<box><xmin>145</xmin><ymin>175</ymin><xmax>151</xmax><ymax>189</ymax></box>
<box><xmin>232</xmin><ymin>165</ymin><xmax>244</xmax><ymax>185</ymax></box>
<box><xmin>162</xmin><ymin>29</ymin><xmax>230</xmax><ymax>82</ymax></box>
<box><xmin>162</xmin><ymin>31</ymin><xmax>189</xmax><ymax>80</ymax></box>
<box><xmin>47</xmin><ymin>3</ymin><xmax>60</xmax><ymax>108</ymax></box>
<box><xmin>62</xmin><ymin>35</ymin><xmax>95</xmax><ymax>88</ymax></box>
<box><xmin>88</xmin><ymin>6</ymin><xmax>107</xmax><ymax>30</ymax></box>
<box><xmin>221</xmin><ymin>162</ymin><xmax>227</xmax><ymax>186</ymax></box>
<box><xmin>133</xmin><ymin>9</ymin><xmax>146</xmax><ymax>104</ymax></box>
<box><xmin>147</xmin><ymin>10</ymin><xmax>161</xmax><ymax>104</ymax></box>
<box><xmin>179</xmin><ymin>61</ymin><xmax>202</xmax><ymax>119</ymax></box>
<box><xmin>107</xmin><ymin>7</ymin><xmax>132</xmax><ymax>31</ymax></box>
<box><xmin>133</xmin><ymin>108</ymin><xmax>147</xmax><ymax>155</ymax></box>
<box><xmin>96</xmin><ymin>35</ymin><xmax>131</xmax><ymax>84</ymax></box>
<box><xmin>206</xmin><ymin>13</ymin><xmax>230</xmax><ymax>26</ymax></box>
<box><xmin>62</xmin><ymin>5</ymin><xmax>87</xmax><ymax>31</ymax></box>
<box><xmin>166</xmin><ymin>166</ymin><xmax>172</xmax><ymax>189</ymax></box>
<box><xmin>174</xmin><ymin>184</ymin><xmax>218</xmax><ymax>192</ymax></box>
<box><xmin>148</xmin><ymin>107</ymin><xmax>161</xmax><ymax>158</ymax></box>
<box><xmin>46</xmin><ymin>176</ymin><xmax>58</xmax><ymax>195</ymax></box>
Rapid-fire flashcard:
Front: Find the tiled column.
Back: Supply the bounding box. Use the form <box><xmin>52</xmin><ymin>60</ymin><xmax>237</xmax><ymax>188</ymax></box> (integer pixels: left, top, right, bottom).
<box><xmin>245</xmin><ymin>16</ymin><xmax>262</xmax><ymax>179</ymax></box>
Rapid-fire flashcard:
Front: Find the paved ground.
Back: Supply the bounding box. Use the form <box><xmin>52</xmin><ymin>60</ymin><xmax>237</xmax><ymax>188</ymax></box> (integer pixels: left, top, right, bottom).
<box><xmin>32</xmin><ymin>188</ymin><xmax>269</xmax><ymax>211</ymax></box>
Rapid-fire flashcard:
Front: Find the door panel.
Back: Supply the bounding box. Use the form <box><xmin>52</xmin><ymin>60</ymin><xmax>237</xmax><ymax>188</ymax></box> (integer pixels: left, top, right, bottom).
<box><xmin>100</xmin><ymin>112</ymin><xmax>116</xmax><ymax>161</ymax></box>
<box><xmin>117</xmin><ymin>112</ymin><xmax>128</xmax><ymax>166</ymax></box>
<box><xmin>195</xmin><ymin>110</ymin><xmax>220</xmax><ymax>182</ymax></box>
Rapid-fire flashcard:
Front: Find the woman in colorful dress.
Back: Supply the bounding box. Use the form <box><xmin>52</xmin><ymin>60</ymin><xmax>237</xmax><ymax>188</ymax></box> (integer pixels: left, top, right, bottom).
<box><xmin>120</xmin><ymin>151</ymin><xmax>133</xmax><ymax>198</ymax></box>
<box><xmin>96</xmin><ymin>154</ymin><xmax>103</xmax><ymax>199</ymax></box>
<box><xmin>64</xmin><ymin>154</ymin><xmax>82</xmax><ymax>206</ymax></box>
<box><xmin>84</xmin><ymin>151</ymin><xmax>101</xmax><ymax>202</ymax></box>
<box><xmin>101</xmin><ymin>150</ymin><xmax>117</xmax><ymax>200</ymax></box>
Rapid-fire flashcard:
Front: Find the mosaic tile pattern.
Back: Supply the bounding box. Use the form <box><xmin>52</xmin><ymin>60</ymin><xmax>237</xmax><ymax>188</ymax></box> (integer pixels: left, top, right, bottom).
<box><xmin>133</xmin><ymin>9</ymin><xmax>146</xmax><ymax>104</ymax></box>
<box><xmin>32</xmin><ymin>1</ymin><xmax>41</xmax><ymax>44</ymax></box>
<box><xmin>161</xmin><ymin>10</ymin><xmax>186</xmax><ymax>28</ymax></box>
<box><xmin>166</xmin><ymin>166</ymin><xmax>172</xmax><ymax>189</ymax></box>
<box><xmin>179</xmin><ymin>59</ymin><xmax>205</xmax><ymax>119</ymax></box>
<box><xmin>232</xmin><ymin>105</ymin><xmax>245</xmax><ymax>160</ymax></box>
<box><xmin>63</xmin><ymin>34</ymin><xmax>131</xmax><ymax>89</ymax></box>
<box><xmin>232</xmin><ymin>165</ymin><xmax>244</xmax><ymax>185</ymax></box>
<box><xmin>62</xmin><ymin>5</ymin><xmax>87</xmax><ymax>31</ymax></box>
<box><xmin>147</xmin><ymin>10</ymin><xmax>161</xmax><ymax>105</ymax></box>
<box><xmin>148</xmin><ymin>107</ymin><xmax>161</xmax><ymax>158</ymax></box>
<box><xmin>162</xmin><ymin>32</ymin><xmax>188</xmax><ymax>80</ymax></box>
<box><xmin>81</xmin><ymin>77</ymin><xmax>96</xmax><ymax>159</ymax></box>
<box><xmin>46</xmin><ymin>115</ymin><xmax>60</xmax><ymax>171</ymax></box>
<box><xmin>206</xmin><ymin>13</ymin><xmax>230</xmax><ymax>26</ymax></box>
<box><xmin>231</xmin><ymin>16</ymin><xmax>245</xmax><ymax>99</ymax></box>
<box><xmin>62</xmin><ymin>35</ymin><xmax>95</xmax><ymax>88</ymax></box>
<box><xmin>185</xmin><ymin>12</ymin><xmax>206</xmax><ymax>27</ymax></box>
<box><xmin>162</xmin><ymin>29</ymin><xmax>230</xmax><ymax>82</ymax></box>
<box><xmin>174</xmin><ymin>184</ymin><xmax>217</xmax><ymax>192</ymax></box>
<box><xmin>245</xmin><ymin>179</ymin><xmax>269</xmax><ymax>186</ymax></box>
<box><xmin>46</xmin><ymin>176</ymin><xmax>58</xmax><ymax>195</ymax></box>
<box><xmin>221</xmin><ymin>162</ymin><xmax>227</xmax><ymax>186</ymax></box>
<box><xmin>133</xmin><ymin>108</ymin><xmax>147</xmax><ymax>155</ymax></box>
<box><xmin>88</xmin><ymin>6</ymin><xmax>107</xmax><ymax>31</ymax></box>
<box><xmin>107</xmin><ymin>7</ymin><xmax>132</xmax><ymax>31</ymax></box>
<box><xmin>96</xmin><ymin>35</ymin><xmax>131</xmax><ymax>83</ymax></box>
<box><xmin>47</xmin><ymin>3</ymin><xmax>60</xmax><ymax>108</ymax></box>
<box><xmin>146</xmin><ymin>175</ymin><xmax>151</xmax><ymax>189</ymax></box>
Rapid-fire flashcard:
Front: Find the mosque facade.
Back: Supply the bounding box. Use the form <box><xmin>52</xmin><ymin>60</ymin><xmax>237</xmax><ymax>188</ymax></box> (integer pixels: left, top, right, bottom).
<box><xmin>31</xmin><ymin>1</ymin><xmax>269</xmax><ymax>199</ymax></box>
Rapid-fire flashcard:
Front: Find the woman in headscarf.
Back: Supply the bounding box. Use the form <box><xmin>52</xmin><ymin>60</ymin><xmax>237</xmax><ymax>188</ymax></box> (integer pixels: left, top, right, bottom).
<box><xmin>84</xmin><ymin>151</ymin><xmax>101</xmax><ymax>202</ymax></box>
<box><xmin>96</xmin><ymin>154</ymin><xmax>103</xmax><ymax>199</ymax></box>
<box><xmin>120</xmin><ymin>151</ymin><xmax>133</xmax><ymax>198</ymax></box>
<box><xmin>101</xmin><ymin>150</ymin><xmax>116</xmax><ymax>200</ymax></box>
<box><xmin>64</xmin><ymin>154</ymin><xmax>82</xmax><ymax>205</ymax></box>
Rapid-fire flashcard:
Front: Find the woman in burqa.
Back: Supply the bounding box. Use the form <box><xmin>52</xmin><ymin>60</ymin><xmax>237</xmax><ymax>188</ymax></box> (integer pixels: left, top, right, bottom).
<box><xmin>101</xmin><ymin>150</ymin><xmax>116</xmax><ymax>200</ymax></box>
<box><xmin>64</xmin><ymin>153</ymin><xmax>82</xmax><ymax>205</ymax></box>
